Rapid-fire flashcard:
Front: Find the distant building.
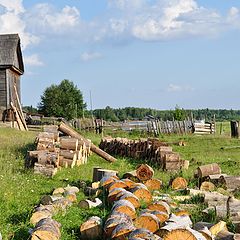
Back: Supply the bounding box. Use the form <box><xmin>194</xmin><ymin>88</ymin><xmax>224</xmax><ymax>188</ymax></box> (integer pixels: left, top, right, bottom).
<box><xmin>0</xmin><ymin>33</ymin><xmax>24</xmax><ymax>120</ymax></box>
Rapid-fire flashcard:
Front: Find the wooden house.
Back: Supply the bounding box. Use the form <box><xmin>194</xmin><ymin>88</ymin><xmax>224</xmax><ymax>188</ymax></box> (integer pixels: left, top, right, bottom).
<box><xmin>0</xmin><ymin>33</ymin><xmax>24</xmax><ymax>121</ymax></box>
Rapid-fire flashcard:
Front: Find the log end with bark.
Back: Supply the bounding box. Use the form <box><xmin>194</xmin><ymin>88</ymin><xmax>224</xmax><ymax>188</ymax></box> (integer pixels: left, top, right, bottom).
<box><xmin>80</xmin><ymin>216</ymin><xmax>103</xmax><ymax>240</ymax></box>
<box><xmin>136</xmin><ymin>164</ymin><xmax>154</xmax><ymax>181</ymax></box>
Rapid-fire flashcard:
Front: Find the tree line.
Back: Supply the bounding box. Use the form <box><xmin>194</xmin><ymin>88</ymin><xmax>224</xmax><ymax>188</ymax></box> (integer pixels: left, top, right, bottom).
<box><xmin>23</xmin><ymin>79</ymin><xmax>240</xmax><ymax>122</ymax></box>
<box><xmin>92</xmin><ymin>107</ymin><xmax>240</xmax><ymax>122</ymax></box>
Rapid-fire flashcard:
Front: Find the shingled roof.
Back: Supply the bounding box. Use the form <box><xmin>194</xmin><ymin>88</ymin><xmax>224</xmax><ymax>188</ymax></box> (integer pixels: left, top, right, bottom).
<box><xmin>0</xmin><ymin>33</ymin><xmax>24</xmax><ymax>74</ymax></box>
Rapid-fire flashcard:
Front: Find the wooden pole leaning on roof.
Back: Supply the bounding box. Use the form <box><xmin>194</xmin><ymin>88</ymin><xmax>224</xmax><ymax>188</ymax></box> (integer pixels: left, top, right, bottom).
<box><xmin>58</xmin><ymin>122</ymin><xmax>117</xmax><ymax>163</ymax></box>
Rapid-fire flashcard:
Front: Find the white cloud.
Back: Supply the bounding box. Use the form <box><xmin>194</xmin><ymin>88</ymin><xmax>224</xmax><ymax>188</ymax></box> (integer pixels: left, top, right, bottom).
<box><xmin>108</xmin><ymin>0</ymin><xmax>146</xmax><ymax>10</ymax></box>
<box><xmin>0</xmin><ymin>0</ymin><xmax>24</xmax><ymax>14</ymax></box>
<box><xmin>24</xmin><ymin>54</ymin><xmax>44</xmax><ymax>66</ymax></box>
<box><xmin>167</xmin><ymin>83</ymin><xmax>194</xmax><ymax>92</ymax></box>
<box><xmin>0</xmin><ymin>0</ymin><xmax>38</xmax><ymax>49</ymax></box>
<box><xmin>227</xmin><ymin>7</ymin><xmax>240</xmax><ymax>28</ymax></box>
<box><xmin>1</xmin><ymin>0</ymin><xmax>240</xmax><ymax>49</ymax></box>
<box><xmin>26</xmin><ymin>4</ymin><xmax>80</xmax><ymax>33</ymax></box>
<box><xmin>131</xmin><ymin>0</ymin><xmax>223</xmax><ymax>40</ymax></box>
<box><xmin>80</xmin><ymin>52</ymin><xmax>103</xmax><ymax>62</ymax></box>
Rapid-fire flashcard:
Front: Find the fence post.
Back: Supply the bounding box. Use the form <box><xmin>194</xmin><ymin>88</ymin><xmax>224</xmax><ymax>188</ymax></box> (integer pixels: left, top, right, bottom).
<box><xmin>231</xmin><ymin>120</ymin><xmax>240</xmax><ymax>138</ymax></box>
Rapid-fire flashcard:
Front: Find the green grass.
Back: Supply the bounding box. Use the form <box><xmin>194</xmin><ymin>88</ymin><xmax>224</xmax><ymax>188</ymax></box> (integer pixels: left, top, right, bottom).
<box><xmin>0</xmin><ymin>124</ymin><xmax>240</xmax><ymax>239</ymax></box>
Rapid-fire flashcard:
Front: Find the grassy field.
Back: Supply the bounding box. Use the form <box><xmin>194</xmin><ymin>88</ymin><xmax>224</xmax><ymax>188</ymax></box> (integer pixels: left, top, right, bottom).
<box><xmin>0</xmin><ymin>122</ymin><xmax>239</xmax><ymax>239</ymax></box>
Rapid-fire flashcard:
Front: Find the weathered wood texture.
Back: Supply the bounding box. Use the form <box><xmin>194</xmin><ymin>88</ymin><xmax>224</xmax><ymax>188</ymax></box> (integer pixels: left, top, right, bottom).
<box><xmin>196</xmin><ymin>163</ymin><xmax>221</xmax><ymax>178</ymax></box>
<box><xmin>80</xmin><ymin>216</ymin><xmax>103</xmax><ymax>240</ymax></box>
<box><xmin>0</xmin><ymin>34</ymin><xmax>23</xmax><ymax>111</ymax></box>
<box><xmin>31</xmin><ymin>218</ymin><xmax>61</xmax><ymax>240</ymax></box>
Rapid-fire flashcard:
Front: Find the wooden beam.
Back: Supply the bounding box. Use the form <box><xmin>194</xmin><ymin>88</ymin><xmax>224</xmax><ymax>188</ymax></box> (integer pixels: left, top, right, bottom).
<box><xmin>58</xmin><ymin>122</ymin><xmax>117</xmax><ymax>162</ymax></box>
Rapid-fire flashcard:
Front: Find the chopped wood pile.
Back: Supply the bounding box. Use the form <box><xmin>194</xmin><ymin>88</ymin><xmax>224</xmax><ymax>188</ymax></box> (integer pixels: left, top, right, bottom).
<box><xmin>28</xmin><ymin>125</ymin><xmax>91</xmax><ymax>177</ymax></box>
<box><xmin>30</xmin><ymin>185</ymin><xmax>79</xmax><ymax>240</ymax></box>
<box><xmin>78</xmin><ymin>163</ymin><xmax>240</xmax><ymax>240</ymax></box>
<box><xmin>99</xmin><ymin>137</ymin><xmax>188</xmax><ymax>171</ymax></box>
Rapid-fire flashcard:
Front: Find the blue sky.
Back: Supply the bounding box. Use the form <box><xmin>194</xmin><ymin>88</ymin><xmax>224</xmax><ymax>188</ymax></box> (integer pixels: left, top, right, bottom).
<box><xmin>1</xmin><ymin>0</ymin><xmax>240</xmax><ymax>110</ymax></box>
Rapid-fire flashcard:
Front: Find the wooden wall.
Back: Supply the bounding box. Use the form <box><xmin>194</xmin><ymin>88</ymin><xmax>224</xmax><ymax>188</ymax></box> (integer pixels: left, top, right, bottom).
<box><xmin>0</xmin><ymin>68</ymin><xmax>21</xmax><ymax>120</ymax></box>
<box><xmin>0</xmin><ymin>70</ymin><xmax>7</xmax><ymax>119</ymax></box>
<box><xmin>6</xmin><ymin>69</ymin><xmax>21</xmax><ymax>107</ymax></box>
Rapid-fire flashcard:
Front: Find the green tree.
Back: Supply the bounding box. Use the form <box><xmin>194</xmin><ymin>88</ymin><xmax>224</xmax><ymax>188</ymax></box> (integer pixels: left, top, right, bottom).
<box><xmin>173</xmin><ymin>105</ymin><xmax>186</xmax><ymax>121</ymax></box>
<box><xmin>38</xmin><ymin>79</ymin><xmax>86</xmax><ymax>120</ymax></box>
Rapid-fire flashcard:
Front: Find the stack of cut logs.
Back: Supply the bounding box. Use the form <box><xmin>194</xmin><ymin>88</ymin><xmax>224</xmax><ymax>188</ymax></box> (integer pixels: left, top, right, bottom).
<box><xmin>80</xmin><ymin>164</ymin><xmax>239</xmax><ymax>240</ymax></box>
<box><xmin>28</xmin><ymin>125</ymin><xmax>91</xmax><ymax>177</ymax></box>
<box><xmin>99</xmin><ymin>137</ymin><xmax>188</xmax><ymax>171</ymax></box>
<box><xmin>30</xmin><ymin>185</ymin><xmax>79</xmax><ymax>240</ymax></box>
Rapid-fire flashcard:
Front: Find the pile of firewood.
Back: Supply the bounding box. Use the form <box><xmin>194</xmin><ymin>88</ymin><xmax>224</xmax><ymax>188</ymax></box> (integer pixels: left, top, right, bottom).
<box><xmin>99</xmin><ymin>137</ymin><xmax>188</xmax><ymax>171</ymax></box>
<box><xmin>28</xmin><ymin>125</ymin><xmax>91</xmax><ymax>177</ymax></box>
<box><xmin>79</xmin><ymin>164</ymin><xmax>240</xmax><ymax>239</ymax></box>
<box><xmin>30</xmin><ymin>185</ymin><xmax>79</xmax><ymax>240</ymax></box>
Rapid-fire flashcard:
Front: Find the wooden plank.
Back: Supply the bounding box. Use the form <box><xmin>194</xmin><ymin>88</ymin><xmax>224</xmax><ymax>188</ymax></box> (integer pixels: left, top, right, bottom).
<box><xmin>13</xmin><ymin>85</ymin><xmax>28</xmax><ymax>130</ymax></box>
<box><xmin>10</xmin><ymin>102</ymin><xmax>25</xmax><ymax>130</ymax></box>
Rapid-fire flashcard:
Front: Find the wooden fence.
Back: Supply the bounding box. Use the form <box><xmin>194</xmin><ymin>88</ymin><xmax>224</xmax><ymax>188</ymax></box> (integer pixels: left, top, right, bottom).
<box><xmin>24</xmin><ymin>114</ymin><xmax>215</xmax><ymax>136</ymax></box>
<box><xmin>147</xmin><ymin>119</ymin><xmax>193</xmax><ymax>135</ymax></box>
<box><xmin>121</xmin><ymin>119</ymin><xmax>215</xmax><ymax>136</ymax></box>
<box><xmin>194</xmin><ymin>122</ymin><xmax>215</xmax><ymax>135</ymax></box>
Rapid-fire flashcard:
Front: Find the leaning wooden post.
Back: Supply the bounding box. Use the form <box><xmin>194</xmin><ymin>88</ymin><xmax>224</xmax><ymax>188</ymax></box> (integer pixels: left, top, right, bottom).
<box><xmin>58</xmin><ymin>122</ymin><xmax>117</xmax><ymax>162</ymax></box>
